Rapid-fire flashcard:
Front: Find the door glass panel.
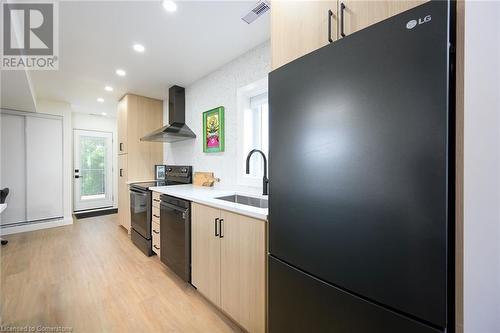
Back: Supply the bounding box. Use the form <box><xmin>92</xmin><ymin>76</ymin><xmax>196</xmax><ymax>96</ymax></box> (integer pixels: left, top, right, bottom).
<box><xmin>80</xmin><ymin>136</ymin><xmax>107</xmax><ymax>200</ymax></box>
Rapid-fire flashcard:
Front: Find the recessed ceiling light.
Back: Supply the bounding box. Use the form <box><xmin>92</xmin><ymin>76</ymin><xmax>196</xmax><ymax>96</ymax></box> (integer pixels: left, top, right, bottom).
<box><xmin>104</xmin><ymin>85</ymin><xmax>113</xmax><ymax>92</ymax></box>
<box><xmin>162</xmin><ymin>0</ymin><xmax>177</xmax><ymax>12</ymax></box>
<box><xmin>101</xmin><ymin>112</ymin><xmax>107</xmax><ymax>116</ymax></box>
<box><xmin>97</xmin><ymin>98</ymin><xmax>104</xmax><ymax>103</ymax></box>
<box><xmin>133</xmin><ymin>43</ymin><xmax>145</xmax><ymax>53</ymax></box>
<box><xmin>115</xmin><ymin>69</ymin><xmax>126</xmax><ymax>77</ymax></box>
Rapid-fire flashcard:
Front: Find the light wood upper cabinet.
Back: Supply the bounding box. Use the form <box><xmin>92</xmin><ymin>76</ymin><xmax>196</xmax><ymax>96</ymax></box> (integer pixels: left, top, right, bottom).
<box><xmin>220</xmin><ymin>210</ymin><xmax>266</xmax><ymax>333</ymax></box>
<box><xmin>191</xmin><ymin>203</ymin><xmax>267</xmax><ymax>333</ymax></box>
<box><xmin>125</xmin><ymin>95</ymin><xmax>163</xmax><ymax>181</ymax></box>
<box><xmin>117</xmin><ymin>97</ymin><xmax>128</xmax><ymax>155</ymax></box>
<box><xmin>270</xmin><ymin>0</ymin><xmax>430</xmax><ymax>69</ymax></box>
<box><xmin>271</xmin><ymin>1</ymin><xmax>338</xmax><ymax>70</ymax></box>
<box><xmin>191</xmin><ymin>203</ymin><xmax>222</xmax><ymax>307</ymax></box>
<box><xmin>116</xmin><ymin>94</ymin><xmax>163</xmax><ymax>231</ymax></box>
<box><xmin>339</xmin><ymin>0</ymin><xmax>429</xmax><ymax>36</ymax></box>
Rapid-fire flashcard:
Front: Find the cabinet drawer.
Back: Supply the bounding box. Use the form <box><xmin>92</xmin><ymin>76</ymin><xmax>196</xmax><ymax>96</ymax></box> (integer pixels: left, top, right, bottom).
<box><xmin>152</xmin><ymin>232</ymin><xmax>160</xmax><ymax>255</ymax></box>
<box><xmin>152</xmin><ymin>206</ymin><xmax>160</xmax><ymax>221</ymax></box>
<box><xmin>152</xmin><ymin>192</ymin><xmax>161</xmax><ymax>208</ymax></box>
<box><xmin>152</xmin><ymin>221</ymin><xmax>160</xmax><ymax>236</ymax></box>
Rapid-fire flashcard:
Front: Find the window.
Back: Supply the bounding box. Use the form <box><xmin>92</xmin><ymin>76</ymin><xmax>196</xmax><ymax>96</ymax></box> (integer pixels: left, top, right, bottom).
<box><xmin>237</xmin><ymin>78</ymin><xmax>269</xmax><ymax>187</ymax></box>
<box><xmin>79</xmin><ymin>135</ymin><xmax>107</xmax><ymax>198</ymax></box>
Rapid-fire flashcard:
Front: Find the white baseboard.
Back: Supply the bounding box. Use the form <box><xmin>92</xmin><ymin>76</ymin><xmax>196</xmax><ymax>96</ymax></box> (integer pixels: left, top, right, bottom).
<box><xmin>0</xmin><ymin>217</ymin><xmax>73</xmax><ymax>236</ymax></box>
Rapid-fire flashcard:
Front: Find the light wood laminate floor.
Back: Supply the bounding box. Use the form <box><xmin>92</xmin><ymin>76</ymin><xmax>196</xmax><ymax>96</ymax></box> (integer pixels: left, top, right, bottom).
<box><xmin>0</xmin><ymin>214</ymin><xmax>242</xmax><ymax>332</ymax></box>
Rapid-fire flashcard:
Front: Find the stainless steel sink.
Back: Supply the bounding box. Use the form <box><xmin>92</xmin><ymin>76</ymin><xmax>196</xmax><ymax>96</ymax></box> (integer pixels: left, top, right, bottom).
<box><xmin>215</xmin><ymin>194</ymin><xmax>268</xmax><ymax>209</ymax></box>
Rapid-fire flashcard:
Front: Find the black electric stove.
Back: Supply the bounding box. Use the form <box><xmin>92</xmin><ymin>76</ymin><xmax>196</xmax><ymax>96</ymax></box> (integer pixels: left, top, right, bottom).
<box><xmin>130</xmin><ymin>180</ymin><xmax>172</xmax><ymax>191</ymax></box>
<box><xmin>129</xmin><ymin>166</ymin><xmax>192</xmax><ymax>256</ymax></box>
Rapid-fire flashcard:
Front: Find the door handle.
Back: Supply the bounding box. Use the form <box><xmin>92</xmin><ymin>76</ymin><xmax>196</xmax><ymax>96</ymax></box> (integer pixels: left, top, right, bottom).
<box><xmin>120</xmin><ymin>143</ymin><xmax>124</xmax><ymax>151</ymax></box>
<box><xmin>340</xmin><ymin>2</ymin><xmax>346</xmax><ymax>38</ymax></box>
<box><xmin>153</xmin><ymin>214</ymin><xmax>160</xmax><ymax>218</ymax></box>
<box><xmin>219</xmin><ymin>219</ymin><xmax>224</xmax><ymax>238</ymax></box>
<box><xmin>153</xmin><ymin>229</ymin><xmax>159</xmax><ymax>234</ymax></box>
<box><xmin>215</xmin><ymin>218</ymin><xmax>219</xmax><ymax>237</ymax></box>
<box><xmin>120</xmin><ymin>168</ymin><xmax>123</xmax><ymax>177</ymax></box>
<box><xmin>153</xmin><ymin>245</ymin><xmax>160</xmax><ymax>250</ymax></box>
<box><xmin>328</xmin><ymin>9</ymin><xmax>334</xmax><ymax>43</ymax></box>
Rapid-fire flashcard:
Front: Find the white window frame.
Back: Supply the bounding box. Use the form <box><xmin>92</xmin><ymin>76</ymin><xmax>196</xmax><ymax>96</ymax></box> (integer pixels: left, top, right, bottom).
<box><xmin>236</xmin><ymin>77</ymin><xmax>269</xmax><ymax>188</ymax></box>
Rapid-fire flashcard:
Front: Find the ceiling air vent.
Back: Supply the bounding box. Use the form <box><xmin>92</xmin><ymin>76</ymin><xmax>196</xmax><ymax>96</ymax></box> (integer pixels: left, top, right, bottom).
<box><xmin>241</xmin><ymin>0</ymin><xmax>270</xmax><ymax>24</ymax></box>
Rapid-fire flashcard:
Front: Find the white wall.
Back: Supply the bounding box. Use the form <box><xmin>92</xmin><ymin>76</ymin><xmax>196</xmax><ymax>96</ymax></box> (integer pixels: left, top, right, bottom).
<box><xmin>164</xmin><ymin>42</ymin><xmax>270</xmax><ymax>187</ymax></box>
<box><xmin>463</xmin><ymin>2</ymin><xmax>500</xmax><ymax>332</ymax></box>
<box><xmin>72</xmin><ymin>113</ymin><xmax>118</xmax><ymax>208</ymax></box>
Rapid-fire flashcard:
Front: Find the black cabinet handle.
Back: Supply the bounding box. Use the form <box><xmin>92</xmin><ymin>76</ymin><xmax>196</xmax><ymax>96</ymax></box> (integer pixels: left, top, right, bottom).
<box><xmin>215</xmin><ymin>218</ymin><xmax>219</xmax><ymax>237</ymax></box>
<box><xmin>328</xmin><ymin>9</ymin><xmax>334</xmax><ymax>43</ymax></box>
<box><xmin>153</xmin><ymin>199</ymin><xmax>160</xmax><ymax>202</ymax></box>
<box><xmin>219</xmin><ymin>219</ymin><xmax>224</xmax><ymax>238</ymax></box>
<box><xmin>340</xmin><ymin>3</ymin><xmax>346</xmax><ymax>38</ymax></box>
<box><xmin>74</xmin><ymin>175</ymin><xmax>80</xmax><ymax>179</ymax></box>
<box><xmin>119</xmin><ymin>168</ymin><xmax>123</xmax><ymax>177</ymax></box>
<box><xmin>153</xmin><ymin>229</ymin><xmax>159</xmax><ymax>234</ymax></box>
<box><xmin>153</xmin><ymin>214</ymin><xmax>160</xmax><ymax>218</ymax></box>
<box><xmin>153</xmin><ymin>245</ymin><xmax>160</xmax><ymax>250</ymax></box>
<box><xmin>119</xmin><ymin>143</ymin><xmax>124</xmax><ymax>151</ymax></box>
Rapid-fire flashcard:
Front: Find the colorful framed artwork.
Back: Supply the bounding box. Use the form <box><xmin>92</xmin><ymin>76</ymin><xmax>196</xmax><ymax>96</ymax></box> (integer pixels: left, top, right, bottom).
<box><xmin>203</xmin><ymin>106</ymin><xmax>225</xmax><ymax>153</ymax></box>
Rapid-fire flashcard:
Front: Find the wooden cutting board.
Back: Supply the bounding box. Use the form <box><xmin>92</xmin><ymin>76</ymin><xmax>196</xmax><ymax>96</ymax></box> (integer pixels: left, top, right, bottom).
<box><xmin>193</xmin><ymin>172</ymin><xmax>217</xmax><ymax>187</ymax></box>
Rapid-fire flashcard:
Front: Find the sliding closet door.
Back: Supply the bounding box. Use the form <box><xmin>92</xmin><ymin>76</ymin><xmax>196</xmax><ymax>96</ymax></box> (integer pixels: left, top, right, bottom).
<box><xmin>0</xmin><ymin>113</ymin><xmax>26</xmax><ymax>225</ymax></box>
<box><xmin>25</xmin><ymin>116</ymin><xmax>63</xmax><ymax>221</ymax></box>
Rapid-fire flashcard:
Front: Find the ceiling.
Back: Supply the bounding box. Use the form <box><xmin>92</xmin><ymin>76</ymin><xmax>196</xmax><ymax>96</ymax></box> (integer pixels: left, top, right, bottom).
<box><xmin>1</xmin><ymin>70</ymin><xmax>37</xmax><ymax>112</ymax></box>
<box><xmin>29</xmin><ymin>1</ymin><xmax>270</xmax><ymax>116</ymax></box>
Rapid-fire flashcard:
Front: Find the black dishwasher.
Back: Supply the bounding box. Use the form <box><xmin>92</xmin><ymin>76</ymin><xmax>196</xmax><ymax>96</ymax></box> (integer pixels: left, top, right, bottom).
<box><xmin>160</xmin><ymin>194</ymin><xmax>191</xmax><ymax>282</ymax></box>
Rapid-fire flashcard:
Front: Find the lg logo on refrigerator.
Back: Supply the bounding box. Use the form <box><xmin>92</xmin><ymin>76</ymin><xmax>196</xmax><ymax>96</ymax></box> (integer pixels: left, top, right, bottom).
<box><xmin>406</xmin><ymin>15</ymin><xmax>432</xmax><ymax>30</ymax></box>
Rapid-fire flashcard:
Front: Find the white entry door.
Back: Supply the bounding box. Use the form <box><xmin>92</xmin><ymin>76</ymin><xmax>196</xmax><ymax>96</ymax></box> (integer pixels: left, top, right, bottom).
<box><xmin>74</xmin><ymin>130</ymin><xmax>113</xmax><ymax>211</ymax></box>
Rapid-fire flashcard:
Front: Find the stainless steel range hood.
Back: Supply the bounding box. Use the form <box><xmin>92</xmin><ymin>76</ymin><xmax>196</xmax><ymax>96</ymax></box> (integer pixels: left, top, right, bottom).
<box><xmin>141</xmin><ymin>85</ymin><xmax>196</xmax><ymax>142</ymax></box>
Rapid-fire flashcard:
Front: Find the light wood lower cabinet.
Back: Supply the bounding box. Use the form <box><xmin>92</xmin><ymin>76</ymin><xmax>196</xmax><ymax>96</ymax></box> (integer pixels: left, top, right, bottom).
<box><xmin>191</xmin><ymin>203</ymin><xmax>267</xmax><ymax>333</ymax></box>
<box><xmin>152</xmin><ymin>192</ymin><xmax>161</xmax><ymax>256</ymax></box>
<box><xmin>192</xmin><ymin>204</ymin><xmax>222</xmax><ymax>307</ymax></box>
<box><xmin>117</xmin><ymin>154</ymin><xmax>130</xmax><ymax>231</ymax></box>
<box><xmin>220</xmin><ymin>209</ymin><xmax>266</xmax><ymax>333</ymax></box>
<box><xmin>152</xmin><ymin>191</ymin><xmax>161</xmax><ymax>209</ymax></box>
<box><xmin>152</xmin><ymin>221</ymin><xmax>161</xmax><ymax>256</ymax></box>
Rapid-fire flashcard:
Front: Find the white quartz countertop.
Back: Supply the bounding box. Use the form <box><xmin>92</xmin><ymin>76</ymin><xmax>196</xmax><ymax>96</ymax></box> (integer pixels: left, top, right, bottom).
<box><xmin>126</xmin><ymin>180</ymin><xmax>156</xmax><ymax>185</ymax></box>
<box><xmin>0</xmin><ymin>203</ymin><xmax>7</xmax><ymax>214</ymax></box>
<box><xmin>148</xmin><ymin>184</ymin><xmax>268</xmax><ymax>221</ymax></box>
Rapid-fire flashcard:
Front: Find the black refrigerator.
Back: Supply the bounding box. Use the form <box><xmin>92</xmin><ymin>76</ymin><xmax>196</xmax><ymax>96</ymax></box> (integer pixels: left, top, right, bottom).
<box><xmin>268</xmin><ymin>1</ymin><xmax>455</xmax><ymax>332</ymax></box>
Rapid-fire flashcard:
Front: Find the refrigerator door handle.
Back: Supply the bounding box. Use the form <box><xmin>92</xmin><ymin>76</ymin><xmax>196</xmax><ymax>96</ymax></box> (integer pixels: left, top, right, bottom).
<box><xmin>340</xmin><ymin>3</ymin><xmax>346</xmax><ymax>38</ymax></box>
<box><xmin>328</xmin><ymin>9</ymin><xmax>334</xmax><ymax>43</ymax></box>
